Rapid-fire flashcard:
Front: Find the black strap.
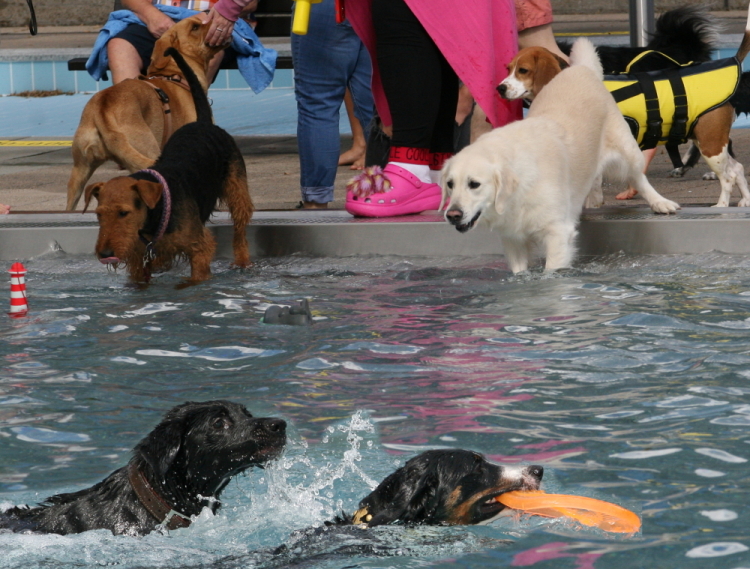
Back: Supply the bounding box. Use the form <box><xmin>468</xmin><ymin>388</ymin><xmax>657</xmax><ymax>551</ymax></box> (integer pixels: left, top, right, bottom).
<box><xmin>26</xmin><ymin>0</ymin><xmax>37</xmax><ymax>36</ymax></box>
<box><xmin>665</xmin><ymin>69</ymin><xmax>688</xmax><ymax>146</ymax></box>
<box><xmin>635</xmin><ymin>72</ymin><xmax>662</xmax><ymax>150</ymax></box>
<box><xmin>153</xmin><ymin>87</ymin><xmax>170</xmax><ymax>106</ymax></box>
<box><xmin>610</xmin><ymin>82</ymin><xmax>643</xmax><ymax>104</ymax></box>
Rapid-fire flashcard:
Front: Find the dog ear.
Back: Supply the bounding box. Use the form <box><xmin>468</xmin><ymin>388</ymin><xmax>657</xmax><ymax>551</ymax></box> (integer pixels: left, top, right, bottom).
<box><xmin>554</xmin><ymin>54</ymin><xmax>570</xmax><ymax>70</ymax></box>
<box><xmin>134</xmin><ymin>415</ymin><xmax>185</xmax><ymax>479</ymax></box>
<box><xmin>532</xmin><ymin>51</ymin><xmax>563</xmax><ymax>96</ymax></box>
<box><xmin>82</xmin><ymin>182</ymin><xmax>104</xmax><ymax>213</ymax></box>
<box><xmin>148</xmin><ymin>30</ymin><xmax>180</xmax><ymax>72</ymax></box>
<box><xmin>134</xmin><ymin>180</ymin><xmax>164</xmax><ymax>210</ymax></box>
<box><xmin>365</xmin><ymin>471</ymin><xmax>443</xmax><ymax>526</ymax></box>
<box><xmin>399</xmin><ymin>470</ymin><xmax>442</xmax><ymax>524</ymax></box>
<box><xmin>493</xmin><ymin>163</ymin><xmax>517</xmax><ymax>216</ymax></box>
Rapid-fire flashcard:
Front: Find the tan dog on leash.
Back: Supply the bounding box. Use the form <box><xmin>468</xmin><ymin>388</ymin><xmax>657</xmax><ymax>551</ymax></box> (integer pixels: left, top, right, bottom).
<box><xmin>66</xmin><ymin>15</ymin><xmax>226</xmax><ymax>211</ymax></box>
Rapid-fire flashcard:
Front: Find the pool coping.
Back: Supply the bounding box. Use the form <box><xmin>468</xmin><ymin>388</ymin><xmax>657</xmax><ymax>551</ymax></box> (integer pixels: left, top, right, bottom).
<box><xmin>2</xmin><ymin>206</ymin><xmax>750</xmax><ymax>261</ymax></box>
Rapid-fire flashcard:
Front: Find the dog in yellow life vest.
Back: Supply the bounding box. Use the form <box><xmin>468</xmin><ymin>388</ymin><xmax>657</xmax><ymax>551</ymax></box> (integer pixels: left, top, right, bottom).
<box><xmin>604</xmin><ymin>43</ymin><xmax>749</xmax><ymax>207</ymax></box>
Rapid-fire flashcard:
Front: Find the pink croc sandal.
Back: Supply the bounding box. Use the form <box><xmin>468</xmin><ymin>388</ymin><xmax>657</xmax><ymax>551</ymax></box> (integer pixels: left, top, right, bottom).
<box><xmin>345</xmin><ymin>164</ymin><xmax>442</xmax><ymax>217</ymax></box>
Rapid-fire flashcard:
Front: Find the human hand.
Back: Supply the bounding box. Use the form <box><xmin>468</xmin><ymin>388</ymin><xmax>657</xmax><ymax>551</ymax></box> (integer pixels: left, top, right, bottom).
<box><xmin>203</xmin><ymin>8</ymin><xmax>235</xmax><ymax>47</ymax></box>
<box><xmin>143</xmin><ymin>9</ymin><xmax>175</xmax><ymax>38</ymax></box>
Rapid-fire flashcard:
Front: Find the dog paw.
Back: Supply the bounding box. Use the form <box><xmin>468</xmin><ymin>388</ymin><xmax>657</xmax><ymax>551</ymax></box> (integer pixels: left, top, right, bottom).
<box><xmin>738</xmin><ymin>198</ymin><xmax>750</xmax><ymax>207</ymax></box>
<box><xmin>668</xmin><ymin>168</ymin><xmax>686</xmax><ymax>178</ymax></box>
<box><xmin>651</xmin><ymin>199</ymin><xmax>680</xmax><ymax>214</ymax></box>
<box><xmin>583</xmin><ymin>194</ymin><xmax>603</xmax><ymax>209</ymax></box>
<box><xmin>702</xmin><ymin>172</ymin><xmax>718</xmax><ymax>181</ymax></box>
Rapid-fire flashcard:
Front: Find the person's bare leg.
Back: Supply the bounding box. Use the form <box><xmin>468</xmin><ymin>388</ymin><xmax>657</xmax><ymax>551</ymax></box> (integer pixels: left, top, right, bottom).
<box><xmin>470</xmin><ymin>105</ymin><xmax>492</xmax><ymax>143</ymax></box>
<box><xmin>518</xmin><ymin>23</ymin><xmax>569</xmax><ymax>62</ymax></box>
<box><xmin>456</xmin><ymin>84</ymin><xmax>474</xmax><ymax>127</ymax></box>
<box><xmin>107</xmin><ymin>38</ymin><xmax>145</xmax><ymax>84</ymax></box>
<box><xmin>339</xmin><ymin>89</ymin><xmax>366</xmax><ymax>170</ymax></box>
<box><xmin>616</xmin><ymin>147</ymin><xmax>658</xmax><ymax>200</ymax></box>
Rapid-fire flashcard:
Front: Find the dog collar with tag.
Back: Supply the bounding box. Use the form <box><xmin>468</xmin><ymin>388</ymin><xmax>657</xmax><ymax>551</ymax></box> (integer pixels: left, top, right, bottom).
<box><xmin>127</xmin><ymin>463</ymin><xmax>191</xmax><ymax>531</ymax></box>
<box><xmin>135</xmin><ymin>168</ymin><xmax>173</xmax><ymax>278</ymax></box>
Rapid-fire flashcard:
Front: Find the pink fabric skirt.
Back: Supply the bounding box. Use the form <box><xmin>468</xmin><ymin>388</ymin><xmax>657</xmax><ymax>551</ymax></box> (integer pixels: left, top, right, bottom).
<box><xmin>345</xmin><ymin>0</ymin><xmax>522</xmax><ymax>128</ymax></box>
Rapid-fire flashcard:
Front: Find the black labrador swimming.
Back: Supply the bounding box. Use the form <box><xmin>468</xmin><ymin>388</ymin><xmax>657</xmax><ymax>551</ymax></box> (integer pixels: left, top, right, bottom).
<box><xmin>0</xmin><ymin>400</ymin><xmax>286</xmax><ymax>536</ymax></box>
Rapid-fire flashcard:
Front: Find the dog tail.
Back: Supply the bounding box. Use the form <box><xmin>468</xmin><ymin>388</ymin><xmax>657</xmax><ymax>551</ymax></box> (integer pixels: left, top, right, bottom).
<box><xmin>163</xmin><ymin>46</ymin><xmax>213</xmax><ymax>124</ymax></box>
<box><xmin>648</xmin><ymin>5</ymin><xmax>720</xmax><ymax>63</ymax></box>
<box><xmin>569</xmin><ymin>37</ymin><xmax>603</xmax><ymax>80</ymax></box>
<box><xmin>737</xmin><ymin>3</ymin><xmax>750</xmax><ymax>63</ymax></box>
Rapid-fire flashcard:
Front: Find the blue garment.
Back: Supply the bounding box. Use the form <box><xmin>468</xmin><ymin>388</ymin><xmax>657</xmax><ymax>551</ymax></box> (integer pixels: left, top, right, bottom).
<box><xmin>292</xmin><ymin>0</ymin><xmax>374</xmax><ymax>204</ymax></box>
<box><xmin>86</xmin><ymin>5</ymin><xmax>276</xmax><ymax>93</ymax></box>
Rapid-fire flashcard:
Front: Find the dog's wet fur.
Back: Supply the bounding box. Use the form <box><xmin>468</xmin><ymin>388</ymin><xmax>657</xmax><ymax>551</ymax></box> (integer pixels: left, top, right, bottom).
<box><xmin>336</xmin><ymin>449</ymin><xmax>543</xmax><ymax>527</ymax></box>
<box><xmin>253</xmin><ymin>450</ymin><xmax>543</xmax><ymax>567</ymax></box>
<box><xmin>0</xmin><ymin>401</ymin><xmax>286</xmax><ymax>536</ymax></box>
<box><xmin>84</xmin><ymin>47</ymin><xmax>253</xmax><ymax>285</ymax></box>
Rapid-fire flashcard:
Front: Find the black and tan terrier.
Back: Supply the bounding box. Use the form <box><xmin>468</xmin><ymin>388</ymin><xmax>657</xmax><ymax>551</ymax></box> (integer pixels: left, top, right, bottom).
<box><xmin>84</xmin><ymin>47</ymin><xmax>253</xmax><ymax>285</ymax></box>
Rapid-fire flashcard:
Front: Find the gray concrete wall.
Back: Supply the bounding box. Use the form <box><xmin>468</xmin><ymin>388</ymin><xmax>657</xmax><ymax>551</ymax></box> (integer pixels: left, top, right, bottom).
<box><xmin>0</xmin><ymin>0</ymin><xmax>746</xmax><ymax>27</ymax></box>
<box><xmin>0</xmin><ymin>0</ymin><xmax>112</xmax><ymax>28</ymax></box>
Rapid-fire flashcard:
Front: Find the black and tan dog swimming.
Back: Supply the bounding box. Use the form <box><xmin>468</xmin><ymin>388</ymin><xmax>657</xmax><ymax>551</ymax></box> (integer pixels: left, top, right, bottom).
<box><xmin>0</xmin><ymin>401</ymin><xmax>286</xmax><ymax>536</ymax></box>
<box><xmin>261</xmin><ymin>449</ymin><xmax>544</xmax><ymax>566</ymax></box>
<box><xmin>84</xmin><ymin>47</ymin><xmax>253</xmax><ymax>285</ymax></box>
<box><xmin>339</xmin><ymin>449</ymin><xmax>543</xmax><ymax>527</ymax></box>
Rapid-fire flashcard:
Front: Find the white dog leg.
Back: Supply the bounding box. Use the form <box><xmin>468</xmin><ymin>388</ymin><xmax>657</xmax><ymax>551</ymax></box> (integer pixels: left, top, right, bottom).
<box><xmin>702</xmin><ymin>150</ymin><xmax>736</xmax><ymax>207</ymax></box>
<box><xmin>629</xmin><ymin>174</ymin><xmax>680</xmax><ymax>213</ymax></box>
<box><xmin>729</xmin><ymin>156</ymin><xmax>750</xmax><ymax>207</ymax></box>
<box><xmin>543</xmin><ymin>224</ymin><xmax>576</xmax><ymax>272</ymax></box>
<box><xmin>503</xmin><ymin>238</ymin><xmax>530</xmax><ymax>274</ymax></box>
<box><xmin>607</xmin><ymin>118</ymin><xmax>679</xmax><ymax>213</ymax></box>
<box><xmin>584</xmin><ymin>175</ymin><xmax>604</xmax><ymax>209</ymax></box>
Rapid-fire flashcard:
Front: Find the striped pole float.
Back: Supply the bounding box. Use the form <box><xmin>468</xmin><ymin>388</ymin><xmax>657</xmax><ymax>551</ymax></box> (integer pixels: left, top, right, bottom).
<box><xmin>9</xmin><ymin>262</ymin><xmax>28</xmax><ymax>317</ymax></box>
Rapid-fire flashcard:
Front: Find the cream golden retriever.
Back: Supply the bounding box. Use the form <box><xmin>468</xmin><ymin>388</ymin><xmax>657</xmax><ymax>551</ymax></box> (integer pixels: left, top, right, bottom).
<box><xmin>442</xmin><ymin>38</ymin><xmax>680</xmax><ymax>274</ymax></box>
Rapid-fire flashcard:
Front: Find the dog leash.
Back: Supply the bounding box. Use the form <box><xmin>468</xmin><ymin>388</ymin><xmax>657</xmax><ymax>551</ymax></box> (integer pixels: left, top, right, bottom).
<box><xmin>139</xmin><ymin>76</ymin><xmax>190</xmax><ymax>148</ymax></box>
<box><xmin>127</xmin><ymin>463</ymin><xmax>191</xmax><ymax>531</ymax></box>
<box><xmin>136</xmin><ymin>169</ymin><xmax>173</xmax><ymax>272</ymax></box>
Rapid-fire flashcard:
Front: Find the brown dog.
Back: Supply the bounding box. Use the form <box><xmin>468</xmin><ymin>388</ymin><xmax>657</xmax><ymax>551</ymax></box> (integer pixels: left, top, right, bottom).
<box><xmin>66</xmin><ymin>15</ymin><xmax>226</xmax><ymax>211</ymax></box>
<box><xmin>83</xmin><ymin>47</ymin><xmax>252</xmax><ymax>286</ymax></box>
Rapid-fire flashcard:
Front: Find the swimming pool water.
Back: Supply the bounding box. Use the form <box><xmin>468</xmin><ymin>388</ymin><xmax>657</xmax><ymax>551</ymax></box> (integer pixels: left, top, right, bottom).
<box><xmin>1</xmin><ymin>252</ymin><xmax>750</xmax><ymax>568</ymax></box>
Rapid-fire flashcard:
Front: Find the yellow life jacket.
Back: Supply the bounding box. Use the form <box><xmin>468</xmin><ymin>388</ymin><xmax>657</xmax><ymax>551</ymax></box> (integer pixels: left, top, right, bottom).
<box><xmin>602</xmin><ymin>52</ymin><xmax>741</xmax><ymax>150</ymax></box>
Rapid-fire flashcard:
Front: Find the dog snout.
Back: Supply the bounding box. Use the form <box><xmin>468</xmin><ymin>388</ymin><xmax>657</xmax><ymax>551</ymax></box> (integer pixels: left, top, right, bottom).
<box><xmin>497</xmin><ymin>83</ymin><xmax>508</xmax><ymax>97</ymax></box>
<box><xmin>528</xmin><ymin>465</ymin><xmax>544</xmax><ymax>481</ymax></box>
<box><xmin>259</xmin><ymin>418</ymin><xmax>286</xmax><ymax>435</ymax></box>
<box><xmin>522</xmin><ymin>464</ymin><xmax>544</xmax><ymax>490</ymax></box>
<box><xmin>445</xmin><ymin>209</ymin><xmax>464</xmax><ymax>226</ymax></box>
<box><xmin>97</xmin><ymin>248</ymin><xmax>120</xmax><ymax>264</ymax></box>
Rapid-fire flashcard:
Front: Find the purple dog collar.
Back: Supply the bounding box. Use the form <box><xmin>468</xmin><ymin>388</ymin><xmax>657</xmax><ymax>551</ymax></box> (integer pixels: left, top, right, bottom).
<box><xmin>138</xmin><ymin>168</ymin><xmax>172</xmax><ymax>242</ymax></box>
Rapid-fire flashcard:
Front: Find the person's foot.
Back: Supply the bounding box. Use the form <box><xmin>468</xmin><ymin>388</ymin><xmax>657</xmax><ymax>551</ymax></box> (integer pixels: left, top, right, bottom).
<box><xmin>345</xmin><ymin>164</ymin><xmax>442</xmax><ymax>217</ymax></box>
<box><xmin>297</xmin><ymin>201</ymin><xmax>329</xmax><ymax>209</ymax></box>
<box><xmin>339</xmin><ymin>146</ymin><xmax>366</xmax><ymax>170</ymax></box>
<box><xmin>616</xmin><ymin>188</ymin><xmax>639</xmax><ymax>200</ymax></box>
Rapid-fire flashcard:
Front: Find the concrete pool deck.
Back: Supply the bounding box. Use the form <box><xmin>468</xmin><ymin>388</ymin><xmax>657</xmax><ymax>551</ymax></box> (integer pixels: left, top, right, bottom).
<box><xmin>3</xmin><ymin>11</ymin><xmax>750</xmax><ymax>260</ymax></box>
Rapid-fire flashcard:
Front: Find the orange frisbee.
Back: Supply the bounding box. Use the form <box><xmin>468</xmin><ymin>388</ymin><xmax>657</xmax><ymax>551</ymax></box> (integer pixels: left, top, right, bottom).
<box><xmin>496</xmin><ymin>490</ymin><xmax>641</xmax><ymax>533</ymax></box>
